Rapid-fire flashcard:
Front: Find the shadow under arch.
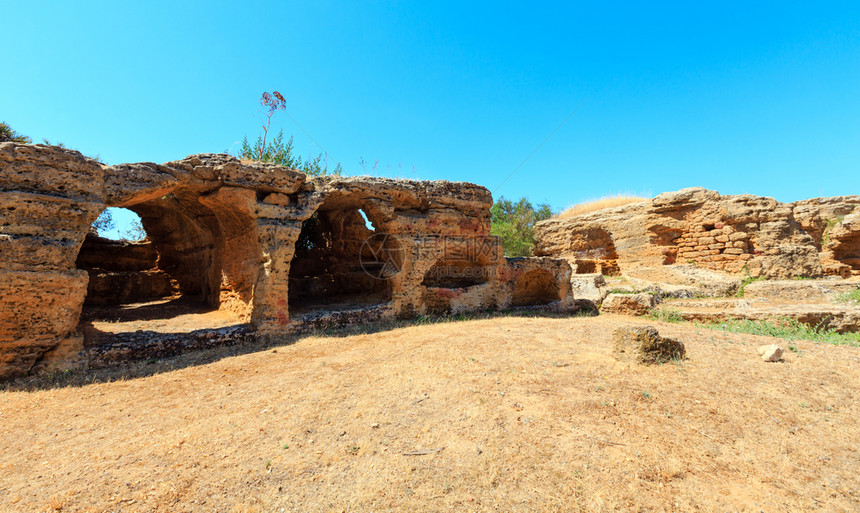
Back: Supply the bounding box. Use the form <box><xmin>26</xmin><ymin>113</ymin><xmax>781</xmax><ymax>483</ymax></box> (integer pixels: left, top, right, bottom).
<box><xmin>287</xmin><ymin>195</ymin><xmax>402</xmax><ymax>317</ymax></box>
<box><xmin>75</xmin><ymin>185</ymin><xmax>261</xmax><ymax>348</ymax></box>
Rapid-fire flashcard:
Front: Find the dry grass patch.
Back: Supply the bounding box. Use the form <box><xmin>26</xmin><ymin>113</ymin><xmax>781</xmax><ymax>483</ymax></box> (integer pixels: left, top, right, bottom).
<box><xmin>1</xmin><ymin>315</ymin><xmax>859</xmax><ymax>512</ymax></box>
<box><xmin>557</xmin><ymin>194</ymin><xmax>648</xmax><ymax>219</ymax></box>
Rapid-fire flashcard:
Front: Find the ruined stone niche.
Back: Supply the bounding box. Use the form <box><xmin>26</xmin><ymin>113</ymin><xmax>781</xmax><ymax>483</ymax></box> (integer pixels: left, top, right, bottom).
<box><xmin>510</xmin><ymin>268</ymin><xmax>561</xmax><ymax>306</ymax></box>
<box><xmin>287</xmin><ymin>196</ymin><xmax>397</xmax><ymax>317</ymax></box>
<box><xmin>565</xmin><ymin>227</ymin><xmax>620</xmax><ymax>275</ymax></box>
<box><xmin>421</xmin><ymin>236</ymin><xmax>499</xmax><ymax>315</ymax></box>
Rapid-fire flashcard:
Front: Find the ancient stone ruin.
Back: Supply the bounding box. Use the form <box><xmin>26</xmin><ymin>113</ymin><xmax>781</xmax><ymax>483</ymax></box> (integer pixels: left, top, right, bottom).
<box><xmin>0</xmin><ymin>143</ymin><xmax>574</xmax><ymax>380</ymax></box>
<box><xmin>535</xmin><ymin>187</ymin><xmax>860</xmax><ymax>280</ymax></box>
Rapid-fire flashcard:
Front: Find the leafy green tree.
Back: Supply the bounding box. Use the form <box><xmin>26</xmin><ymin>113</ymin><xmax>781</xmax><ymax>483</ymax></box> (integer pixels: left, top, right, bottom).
<box><xmin>0</xmin><ymin>122</ymin><xmax>32</xmax><ymax>143</ymax></box>
<box><xmin>490</xmin><ymin>197</ymin><xmax>554</xmax><ymax>257</ymax></box>
<box><xmin>238</xmin><ymin>91</ymin><xmax>342</xmax><ymax>176</ymax></box>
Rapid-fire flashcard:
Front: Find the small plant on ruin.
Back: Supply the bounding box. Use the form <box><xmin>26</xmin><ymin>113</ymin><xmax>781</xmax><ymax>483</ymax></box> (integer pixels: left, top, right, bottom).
<box><xmin>820</xmin><ymin>216</ymin><xmax>844</xmax><ymax>246</ymax></box>
<box><xmin>734</xmin><ymin>264</ymin><xmax>762</xmax><ymax>297</ymax></box>
<box><xmin>258</xmin><ymin>91</ymin><xmax>286</xmax><ymax>161</ymax></box>
<box><xmin>605</xmin><ymin>288</ymin><xmax>629</xmax><ymax>295</ymax></box>
<box><xmin>0</xmin><ymin>122</ymin><xmax>32</xmax><ymax>143</ymax></box>
<box><xmin>645</xmin><ymin>306</ymin><xmax>684</xmax><ymax>323</ymax></box>
<box><xmin>238</xmin><ymin>91</ymin><xmax>342</xmax><ymax>176</ymax></box>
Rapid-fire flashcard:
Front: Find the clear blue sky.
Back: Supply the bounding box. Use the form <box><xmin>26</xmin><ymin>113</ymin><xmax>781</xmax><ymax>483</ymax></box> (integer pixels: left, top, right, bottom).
<box><xmin>3</xmin><ymin>1</ymin><xmax>859</xmax><ymax>213</ymax></box>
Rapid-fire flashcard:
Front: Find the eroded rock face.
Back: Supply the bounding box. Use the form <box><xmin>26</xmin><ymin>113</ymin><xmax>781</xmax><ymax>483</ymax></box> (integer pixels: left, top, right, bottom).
<box><xmin>535</xmin><ymin>187</ymin><xmax>860</xmax><ymax>280</ymax></box>
<box><xmin>0</xmin><ymin>144</ymin><xmax>103</xmax><ymax>378</ymax></box>
<box><xmin>0</xmin><ymin>144</ymin><xmax>574</xmax><ymax>379</ymax></box>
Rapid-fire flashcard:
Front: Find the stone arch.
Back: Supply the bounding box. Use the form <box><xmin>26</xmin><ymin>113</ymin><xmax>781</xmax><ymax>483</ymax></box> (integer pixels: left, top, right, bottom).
<box><xmin>511</xmin><ymin>268</ymin><xmax>561</xmax><ymax>307</ymax></box>
<box><xmin>74</xmin><ymin>184</ymin><xmax>260</xmax><ymax>344</ymax></box>
<box><xmin>831</xmin><ymin>231</ymin><xmax>860</xmax><ymax>274</ymax></box>
<box><xmin>287</xmin><ymin>196</ymin><xmax>400</xmax><ymax>316</ymax></box>
<box><xmin>420</xmin><ymin>237</ymin><xmax>498</xmax><ymax>315</ymax></box>
<box><xmin>421</xmin><ymin>237</ymin><xmax>495</xmax><ymax>289</ymax></box>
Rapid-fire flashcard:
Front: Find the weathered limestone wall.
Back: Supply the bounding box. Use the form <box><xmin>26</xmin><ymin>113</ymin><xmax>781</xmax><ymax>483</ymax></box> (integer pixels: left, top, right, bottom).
<box><xmin>535</xmin><ymin>187</ymin><xmax>860</xmax><ymax>280</ymax></box>
<box><xmin>0</xmin><ymin>144</ymin><xmax>574</xmax><ymax>379</ymax></box>
<box><xmin>1</xmin><ymin>144</ymin><xmax>104</xmax><ymax>379</ymax></box>
<box><xmin>77</xmin><ymin>234</ymin><xmax>177</xmax><ymax>305</ymax></box>
<box><xmin>792</xmin><ymin>197</ymin><xmax>860</xmax><ymax>277</ymax></box>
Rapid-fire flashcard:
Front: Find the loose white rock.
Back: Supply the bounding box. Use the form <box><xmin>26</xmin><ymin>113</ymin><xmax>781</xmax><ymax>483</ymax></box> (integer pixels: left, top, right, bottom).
<box><xmin>757</xmin><ymin>344</ymin><xmax>784</xmax><ymax>362</ymax></box>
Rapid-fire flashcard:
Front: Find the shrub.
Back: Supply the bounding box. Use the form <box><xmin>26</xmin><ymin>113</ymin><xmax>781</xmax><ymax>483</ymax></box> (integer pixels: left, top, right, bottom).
<box><xmin>238</xmin><ymin>91</ymin><xmax>342</xmax><ymax>176</ymax></box>
<box><xmin>0</xmin><ymin>122</ymin><xmax>32</xmax><ymax>144</ymax></box>
<box><xmin>490</xmin><ymin>197</ymin><xmax>553</xmax><ymax>257</ymax></box>
<box><xmin>735</xmin><ymin>264</ymin><xmax>763</xmax><ymax>297</ymax></box>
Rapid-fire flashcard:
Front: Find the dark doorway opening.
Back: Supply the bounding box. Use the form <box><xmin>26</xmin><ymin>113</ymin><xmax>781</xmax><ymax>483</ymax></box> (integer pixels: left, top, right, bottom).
<box><xmin>288</xmin><ymin>203</ymin><xmax>398</xmax><ymax>316</ymax></box>
<box><xmin>75</xmin><ymin>187</ymin><xmax>258</xmax><ymax>346</ymax></box>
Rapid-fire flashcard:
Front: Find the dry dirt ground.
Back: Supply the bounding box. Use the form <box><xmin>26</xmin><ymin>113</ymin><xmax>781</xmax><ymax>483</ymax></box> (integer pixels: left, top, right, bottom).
<box><xmin>2</xmin><ymin>314</ymin><xmax>859</xmax><ymax>512</ymax></box>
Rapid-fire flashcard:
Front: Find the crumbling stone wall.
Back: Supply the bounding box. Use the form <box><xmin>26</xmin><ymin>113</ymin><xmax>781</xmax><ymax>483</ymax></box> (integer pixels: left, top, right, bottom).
<box><xmin>76</xmin><ymin>234</ymin><xmax>177</xmax><ymax>305</ymax></box>
<box><xmin>1</xmin><ymin>144</ymin><xmax>103</xmax><ymax>380</ymax></box>
<box><xmin>535</xmin><ymin>187</ymin><xmax>860</xmax><ymax>279</ymax></box>
<box><xmin>0</xmin><ymin>144</ymin><xmax>574</xmax><ymax>379</ymax></box>
<box><xmin>792</xmin><ymin>197</ymin><xmax>860</xmax><ymax>277</ymax></box>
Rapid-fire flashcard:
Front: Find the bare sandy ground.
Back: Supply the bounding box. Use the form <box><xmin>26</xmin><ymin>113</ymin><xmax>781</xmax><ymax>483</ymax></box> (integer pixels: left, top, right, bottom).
<box><xmin>2</xmin><ymin>314</ymin><xmax>858</xmax><ymax>512</ymax></box>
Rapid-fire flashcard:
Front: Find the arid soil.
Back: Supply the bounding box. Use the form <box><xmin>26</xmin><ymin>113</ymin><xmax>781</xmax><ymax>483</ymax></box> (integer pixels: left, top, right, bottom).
<box><xmin>2</xmin><ymin>315</ymin><xmax>858</xmax><ymax>512</ymax></box>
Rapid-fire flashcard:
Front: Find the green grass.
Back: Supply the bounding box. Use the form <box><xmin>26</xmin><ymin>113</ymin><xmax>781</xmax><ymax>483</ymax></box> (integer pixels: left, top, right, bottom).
<box><xmin>606</xmin><ymin>288</ymin><xmax>637</xmax><ymax>295</ymax></box>
<box><xmin>734</xmin><ymin>264</ymin><xmax>763</xmax><ymax>297</ymax></box>
<box><xmin>605</xmin><ymin>288</ymin><xmax>659</xmax><ymax>297</ymax></box>
<box><xmin>834</xmin><ymin>288</ymin><xmax>860</xmax><ymax>304</ymax></box>
<box><xmin>699</xmin><ymin>317</ymin><xmax>859</xmax><ymax>347</ymax></box>
<box><xmin>820</xmin><ymin>216</ymin><xmax>844</xmax><ymax>246</ymax></box>
<box><xmin>645</xmin><ymin>306</ymin><xmax>684</xmax><ymax>323</ymax></box>
<box><xmin>734</xmin><ymin>275</ymin><xmax>763</xmax><ymax>297</ymax></box>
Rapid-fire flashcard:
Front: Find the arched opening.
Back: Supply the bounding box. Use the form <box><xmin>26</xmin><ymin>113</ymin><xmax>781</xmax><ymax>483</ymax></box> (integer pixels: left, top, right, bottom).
<box><xmin>511</xmin><ymin>269</ymin><xmax>561</xmax><ymax>307</ymax></box>
<box><xmin>90</xmin><ymin>207</ymin><xmax>147</xmax><ymax>241</ymax></box>
<box><xmin>420</xmin><ymin>237</ymin><xmax>497</xmax><ymax>315</ymax></box>
<box><xmin>832</xmin><ymin>232</ymin><xmax>860</xmax><ymax>274</ymax></box>
<box><xmin>75</xmin><ymin>187</ymin><xmax>259</xmax><ymax>344</ymax></box>
<box><xmin>76</xmin><ymin>209</ymin><xmax>179</xmax><ymax>308</ymax></box>
<box><xmin>421</xmin><ymin>238</ymin><xmax>493</xmax><ymax>289</ymax></box>
<box><xmin>288</xmin><ymin>201</ymin><xmax>399</xmax><ymax>316</ymax></box>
